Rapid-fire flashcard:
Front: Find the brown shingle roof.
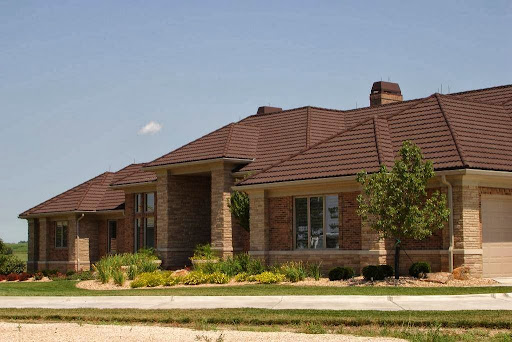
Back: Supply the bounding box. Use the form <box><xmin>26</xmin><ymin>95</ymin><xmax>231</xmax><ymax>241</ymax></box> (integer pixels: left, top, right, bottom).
<box><xmin>238</xmin><ymin>90</ymin><xmax>512</xmax><ymax>186</ymax></box>
<box><xmin>110</xmin><ymin>163</ymin><xmax>157</xmax><ymax>187</ymax></box>
<box><xmin>20</xmin><ymin>172</ymin><xmax>125</xmax><ymax>217</ymax></box>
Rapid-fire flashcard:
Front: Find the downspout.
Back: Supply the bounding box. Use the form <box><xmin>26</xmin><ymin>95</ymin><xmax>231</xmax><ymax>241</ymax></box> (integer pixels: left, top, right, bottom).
<box><xmin>441</xmin><ymin>175</ymin><xmax>454</xmax><ymax>272</ymax></box>
<box><xmin>76</xmin><ymin>214</ymin><xmax>85</xmax><ymax>272</ymax></box>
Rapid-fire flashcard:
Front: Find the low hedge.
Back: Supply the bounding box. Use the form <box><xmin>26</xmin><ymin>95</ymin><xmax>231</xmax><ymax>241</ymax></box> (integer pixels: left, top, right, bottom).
<box><xmin>328</xmin><ymin>267</ymin><xmax>355</xmax><ymax>281</ymax></box>
<box><xmin>409</xmin><ymin>262</ymin><xmax>431</xmax><ymax>278</ymax></box>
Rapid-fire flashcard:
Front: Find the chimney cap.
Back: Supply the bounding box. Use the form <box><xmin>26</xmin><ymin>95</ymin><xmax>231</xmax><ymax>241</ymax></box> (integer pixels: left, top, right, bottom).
<box><xmin>257</xmin><ymin>106</ymin><xmax>282</xmax><ymax>115</ymax></box>
<box><xmin>371</xmin><ymin>81</ymin><xmax>401</xmax><ymax>95</ymax></box>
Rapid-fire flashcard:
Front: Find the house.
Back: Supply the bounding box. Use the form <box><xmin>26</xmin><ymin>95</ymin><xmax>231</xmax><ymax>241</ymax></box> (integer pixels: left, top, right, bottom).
<box><xmin>20</xmin><ymin>81</ymin><xmax>512</xmax><ymax>277</ymax></box>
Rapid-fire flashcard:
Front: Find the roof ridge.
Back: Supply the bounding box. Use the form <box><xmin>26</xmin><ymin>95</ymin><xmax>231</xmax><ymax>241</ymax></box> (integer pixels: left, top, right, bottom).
<box><xmin>449</xmin><ymin>83</ymin><xmax>512</xmax><ymax>97</ymax></box>
<box><xmin>19</xmin><ymin>172</ymin><xmax>109</xmax><ymax>216</ymax></box>
<box><xmin>223</xmin><ymin>123</ymin><xmax>235</xmax><ymax>156</ymax></box>
<box><xmin>435</xmin><ymin>94</ymin><xmax>468</xmax><ymax>167</ymax></box>
<box><xmin>237</xmin><ymin>106</ymin><xmax>310</xmax><ymax>123</ymax></box>
<box><xmin>76</xmin><ymin>172</ymin><xmax>108</xmax><ymax>210</ymax></box>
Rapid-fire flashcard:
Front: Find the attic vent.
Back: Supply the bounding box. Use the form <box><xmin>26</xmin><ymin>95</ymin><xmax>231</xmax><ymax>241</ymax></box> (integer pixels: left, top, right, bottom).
<box><xmin>257</xmin><ymin>106</ymin><xmax>282</xmax><ymax>114</ymax></box>
<box><xmin>370</xmin><ymin>81</ymin><xmax>403</xmax><ymax>107</ymax></box>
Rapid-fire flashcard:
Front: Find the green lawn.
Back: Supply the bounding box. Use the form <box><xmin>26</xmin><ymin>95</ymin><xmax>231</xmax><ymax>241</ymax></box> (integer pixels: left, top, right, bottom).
<box><xmin>1</xmin><ymin>308</ymin><xmax>511</xmax><ymax>341</ymax></box>
<box><xmin>1</xmin><ymin>280</ymin><xmax>512</xmax><ymax>296</ymax></box>
<box><xmin>5</xmin><ymin>242</ymin><xmax>28</xmax><ymax>262</ymax></box>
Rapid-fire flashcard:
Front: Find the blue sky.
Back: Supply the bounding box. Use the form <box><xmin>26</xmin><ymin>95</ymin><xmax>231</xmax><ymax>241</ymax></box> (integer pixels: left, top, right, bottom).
<box><xmin>1</xmin><ymin>1</ymin><xmax>511</xmax><ymax>242</ymax></box>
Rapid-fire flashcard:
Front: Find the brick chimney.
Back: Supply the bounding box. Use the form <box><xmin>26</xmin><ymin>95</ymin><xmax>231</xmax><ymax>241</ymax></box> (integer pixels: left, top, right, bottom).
<box><xmin>370</xmin><ymin>81</ymin><xmax>403</xmax><ymax>107</ymax></box>
<box><xmin>257</xmin><ymin>106</ymin><xmax>282</xmax><ymax>114</ymax></box>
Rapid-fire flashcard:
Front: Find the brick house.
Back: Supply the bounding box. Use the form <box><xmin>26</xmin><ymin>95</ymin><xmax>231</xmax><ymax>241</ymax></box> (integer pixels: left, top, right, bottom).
<box><xmin>20</xmin><ymin>82</ymin><xmax>512</xmax><ymax>277</ymax></box>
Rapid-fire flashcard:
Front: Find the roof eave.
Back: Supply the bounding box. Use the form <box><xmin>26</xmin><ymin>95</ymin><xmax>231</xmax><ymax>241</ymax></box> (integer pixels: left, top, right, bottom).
<box><xmin>143</xmin><ymin>157</ymin><xmax>254</xmax><ymax>171</ymax></box>
<box><xmin>18</xmin><ymin>209</ymin><xmax>124</xmax><ymax>220</ymax></box>
<box><xmin>110</xmin><ymin>180</ymin><xmax>157</xmax><ymax>190</ymax></box>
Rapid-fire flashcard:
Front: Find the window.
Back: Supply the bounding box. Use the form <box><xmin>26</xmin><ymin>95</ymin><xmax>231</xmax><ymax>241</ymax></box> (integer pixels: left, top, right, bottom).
<box><xmin>135</xmin><ymin>193</ymin><xmax>143</xmax><ymax>213</ymax></box>
<box><xmin>55</xmin><ymin>221</ymin><xmax>68</xmax><ymax>248</ymax></box>
<box><xmin>145</xmin><ymin>193</ymin><xmax>155</xmax><ymax>213</ymax></box>
<box><xmin>144</xmin><ymin>217</ymin><xmax>155</xmax><ymax>248</ymax></box>
<box><xmin>107</xmin><ymin>220</ymin><xmax>117</xmax><ymax>253</ymax></box>
<box><xmin>294</xmin><ymin>195</ymin><xmax>339</xmax><ymax>249</ymax></box>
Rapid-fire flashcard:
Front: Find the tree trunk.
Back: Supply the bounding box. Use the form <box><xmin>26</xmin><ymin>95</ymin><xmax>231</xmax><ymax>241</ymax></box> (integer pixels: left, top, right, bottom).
<box><xmin>394</xmin><ymin>240</ymin><xmax>401</xmax><ymax>280</ymax></box>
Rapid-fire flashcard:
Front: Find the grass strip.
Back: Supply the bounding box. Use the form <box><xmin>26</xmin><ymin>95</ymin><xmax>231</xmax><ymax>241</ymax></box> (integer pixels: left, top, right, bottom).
<box><xmin>0</xmin><ymin>308</ymin><xmax>511</xmax><ymax>330</ymax></box>
<box><xmin>1</xmin><ymin>281</ymin><xmax>512</xmax><ymax>296</ymax></box>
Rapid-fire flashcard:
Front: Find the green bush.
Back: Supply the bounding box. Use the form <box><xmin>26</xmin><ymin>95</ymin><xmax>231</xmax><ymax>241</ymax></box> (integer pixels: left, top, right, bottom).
<box><xmin>362</xmin><ymin>265</ymin><xmax>385</xmax><ymax>281</ymax></box>
<box><xmin>247</xmin><ymin>258</ymin><xmax>265</xmax><ymax>275</ymax></box>
<box><xmin>234</xmin><ymin>272</ymin><xmax>250</xmax><ymax>282</ymax></box>
<box><xmin>182</xmin><ymin>271</ymin><xmax>209</xmax><ymax>285</ymax></box>
<box><xmin>92</xmin><ymin>251</ymin><xmax>160</xmax><ymax>283</ymax></box>
<box><xmin>162</xmin><ymin>272</ymin><xmax>182</xmax><ymax>286</ymax></box>
<box><xmin>218</xmin><ymin>257</ymin><xmax>243</xmax><ymax>276</ymax></box>
<box><xmin>193</xmin><ymin>261</ymin><xmax>219</xmax><ymax>274</ymax></box>
<box><xmin>68</xmin><ymin>271</ymin><xmax>94</xmax><ymax>281</ymax></box>
<box><xmin>131</xmin><ymin>272</ymin><xmax>165</xmax><ymax>288</ymax></box>
<box><xmin>380</xmin><ymin>264</ymin><xmax>394</xmax><ymax>277</ymax></box>
<box><xmin>207</xmin><ymin>271</ymin><xmax>230</xmax><ymax>284</ymax></box>
<box><xmin>42</xmin><ymin>269</ymin><xmax>59</xmax><ymax>277</ymax></box>
<box><xmin>0</xmin><ymin>255</ymin><xmax>26</xmax><ymax>275</ymax></box>
<box><xmin>252</xmin><ymin>271</ymin><xmax>285</xmax><ymax>284</ymax></box>
<box><xmin>191</xmin><ymin>244</ymin><xmax>216</xmax><ymax>261</ymax></box>
<box><xmin>328</xmin><ymin>266</ymin><xmax>354</xmax><ymax>281</ymax></box>
<box><xmin>278</xmin><ymin>262</ymin><xmax>307</xmax><ymax>282</ymax></box>
<box><xmin>307</xmin><ymin>262</ymin><xmax>322</xmax><ymax>281</ymax></box>
<box><xmin>112</xmin><ymin>268</ymin><xmax>126</xmax><ymax>286</ymax></box>
<box><xmin>409</xmin><ymin>261</ymin><xmax>431</xmax><ymax>278</ymax></box>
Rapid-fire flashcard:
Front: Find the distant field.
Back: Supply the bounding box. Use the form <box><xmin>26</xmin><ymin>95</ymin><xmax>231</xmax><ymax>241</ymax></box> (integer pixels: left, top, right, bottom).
<box><xmin>5</xmin><ymin>242</ymin><xmax>28</xmax><ymax>262</ymax></box>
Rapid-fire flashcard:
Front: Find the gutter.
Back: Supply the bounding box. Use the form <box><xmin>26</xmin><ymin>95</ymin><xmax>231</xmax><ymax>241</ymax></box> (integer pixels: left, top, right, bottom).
<box><xmin>441</xmin><ymin>175</ymin><xmax>454</xmax><ymax>272</ymax></box>
<box><xmin>76</xmin><ymin>213</ymin><xmax>85</xmax><ymax>272</ymax></box>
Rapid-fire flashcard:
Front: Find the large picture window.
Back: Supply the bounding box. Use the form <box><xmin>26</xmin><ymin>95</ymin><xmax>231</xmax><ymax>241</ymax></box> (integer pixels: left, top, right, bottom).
<box><xmin>145</xmin><ymin>193</ymin><xmax>155</xmax><ymax>213</ymax></box>
<box><xmin>294</xmin><ymin>195</ymin><xmax>339</xmax><ymax>249</ymax></box>
<box><xmin>55</xmin><ymin>221</ymin><xmax>68</xmax><ymax>248</ymax></box>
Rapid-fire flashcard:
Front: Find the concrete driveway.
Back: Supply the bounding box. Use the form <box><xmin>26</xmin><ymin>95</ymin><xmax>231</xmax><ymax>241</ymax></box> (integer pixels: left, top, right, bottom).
<box><xmin>1</xmin><ymin>293</ymin><xmax>512</xmax><ymax>311</ymax></box>
<box><xmin>493</xmin><ymin>277</ymin><xmax>512</xmax><ymax>286</ymax></box>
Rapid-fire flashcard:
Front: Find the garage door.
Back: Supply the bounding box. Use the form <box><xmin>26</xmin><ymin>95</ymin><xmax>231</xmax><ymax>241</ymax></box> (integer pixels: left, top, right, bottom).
<box><xmin>482</xmin><ymin>196</ymin><xmax>512</xmax><ymax>277</ymax></box>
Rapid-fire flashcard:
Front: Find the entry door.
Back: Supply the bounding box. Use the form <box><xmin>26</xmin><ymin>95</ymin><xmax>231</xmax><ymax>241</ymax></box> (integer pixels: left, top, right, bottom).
<box><xmin>107</xmin><ymin>220</ymin><xmax>117</xmax><ymax>254</ymax></box>
<box><xmin>482</xmin><ymin>196</ymin><xmax>512</xmax><ymax>277</ymax></box>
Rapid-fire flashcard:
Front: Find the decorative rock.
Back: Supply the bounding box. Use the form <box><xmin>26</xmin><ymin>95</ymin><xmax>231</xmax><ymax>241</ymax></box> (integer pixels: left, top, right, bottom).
<box><xmin>425</xmin><ymin>272</ymin><xmax>453</xmax><ymax>284</ymax></box>
<box><xmin>453</xmin><ymin>266</ymin><xmax>471</xmax><ymax>280</ymax></box>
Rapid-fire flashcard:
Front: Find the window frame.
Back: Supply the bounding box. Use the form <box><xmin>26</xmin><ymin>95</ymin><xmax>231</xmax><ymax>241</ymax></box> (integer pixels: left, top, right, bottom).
<box><xmin>144</xmin><ymin>216</ymin><xmax>155</xmax><ymax>249</ymax></box>
<box><xmin>135</xmin><ymin>193</ymin><xmax>143</xmax><ymax>213</ymax></box>
<box><xmin>292</xmin><ymin>194</ymin><xmax>339</xmax><ymax>250</ymax></box>
<box><xmin>107</xmin><ymin>220</ymin><xmax>117</xmax><ymax>254</ymax></box>
<box><xmin>55</xmin><ymin>221</ymin><xmax>68</xmax><ymax>249</ymax></box>
<box><xmin>144</xmin><ymin>193</ymin><xmax>155</xmax><ymax>213</ymax></box>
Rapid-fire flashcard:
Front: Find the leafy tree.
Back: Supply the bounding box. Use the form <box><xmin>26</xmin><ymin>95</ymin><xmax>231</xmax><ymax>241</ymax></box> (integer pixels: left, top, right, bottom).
<box><xmin>228</xmin><ymin>191</ymin><xmax>250</xmax><ymax>232</ymax></box>
<box><xmin>356</xmin><ymin>141</ymin><xmax>450</xmax><ymax>279</ymax></box>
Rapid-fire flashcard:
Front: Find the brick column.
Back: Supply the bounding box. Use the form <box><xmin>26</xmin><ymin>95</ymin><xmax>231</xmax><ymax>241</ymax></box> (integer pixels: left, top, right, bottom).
<box><xmin>360</xmin><ymin>219</ymin><xmax>386</xmax><ymax>267</ymax></box>
<box><xmin>249</xmin><ymin>190</ymin><xmax>269</xmax><ymax>262</ymax></box>
<box><xmin>453</xmin><ymin>185</ymin><xmax>482</xmax><ymax>276</ymax></box>
<box><xmin>68</xmin><ymin>216</ymin><xmax>77</xmax><ymax>271</ymax></box>
<box><xmin>27</xmin><ymin>219</ymin><xmax>36</xmax><ymax>272</ymax></box>
<box><xmin>38</xmin><ymin>218</ymin><xmax>48</xmax><ymax>270</ymax></box>
<box><xmin>211</xmin><ymin>162</ymin><xmax>234</xmax><ymax>258</ymax></box>
<box><xmin>156</xmin><ymin>170</ymin><xmax>171</xmax><ymax>268</ymax></box>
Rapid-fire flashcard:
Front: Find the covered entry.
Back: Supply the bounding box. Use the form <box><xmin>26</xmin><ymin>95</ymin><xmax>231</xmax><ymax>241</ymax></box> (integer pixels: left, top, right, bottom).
<box><xmin>482</xmin><ymin>195</ymin><xmax>512</xmax><ymax>277</ymax></box>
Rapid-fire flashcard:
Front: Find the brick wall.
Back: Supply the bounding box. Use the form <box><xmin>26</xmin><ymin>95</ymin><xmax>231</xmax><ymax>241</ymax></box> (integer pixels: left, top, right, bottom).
<box><xmin>47</xmin><ymin>220</ymin><xmax>69</xmax><ymax>261</ymax></box>
<box><xmin>339</xmin><ymin>192</ymin><xmax>361</xmax><ymax>250</ymax></box>
<box><xmin>269</xmin><ymin>196</ymin><xmax>293</xmax><ymax>250</ymax></box>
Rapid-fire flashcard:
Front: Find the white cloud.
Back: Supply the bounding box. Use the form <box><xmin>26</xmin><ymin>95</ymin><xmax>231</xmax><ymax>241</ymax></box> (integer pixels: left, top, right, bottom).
<box><xmin>138</xmin><ymin>121</ymin><xmax>162</xmax><ymax>135</ymax></box>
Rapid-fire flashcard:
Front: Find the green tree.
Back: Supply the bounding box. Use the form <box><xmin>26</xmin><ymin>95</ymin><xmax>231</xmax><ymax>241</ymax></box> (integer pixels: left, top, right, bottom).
<box><xmin>356</xmin><ymin>141</ymin><xmax>450</xmax><ymax>279</ymax></box>
<box><xmin>228</xmin><ymin>191</ymin><xmax>250</xmax><ymax>232</ymax></box>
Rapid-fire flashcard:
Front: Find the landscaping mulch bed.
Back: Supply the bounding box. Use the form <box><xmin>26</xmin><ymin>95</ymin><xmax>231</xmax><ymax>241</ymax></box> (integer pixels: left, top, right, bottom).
<box><xmin>76</xmin><ymin>275</ymin><xmax>497</xmax><ymax>291</ymax></box>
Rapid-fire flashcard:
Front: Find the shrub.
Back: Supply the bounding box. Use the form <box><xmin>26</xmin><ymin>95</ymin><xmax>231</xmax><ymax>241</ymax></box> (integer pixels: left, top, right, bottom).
<box><xmin>247</xmin><ymin>258</ymin><xmax>265</xmax><ymax>275</ymax></box>
<box><xmin>127</xmin><ymin>265</ymin><xmax>138</xmax><ymax>280</ymax></box>
<box><xmin>234</xmin><ymin>272</ymin><xmax>250</xmax><ymax>282</ymax></box>
<box><xmin>362</xmin><ymin>265</ymin><xmax>385</xmax><ymax>281</ymax></box>
<box><xmin>194</xmin><ymin>261</ymin><xmax>219</xmax><ymax>274</ymax></box>
<box><xmin>253</xmin><ymin>271</ymin><xmax>285</xmax><ymax>284</ymax></box>
<box><xmin>234</xmin><ymin>253</ymin><xmax>251</xmax><ymax>271</ymax></box>
<box><xmin>0</xmin><ymin>274</ymin><xmax>6</xmax><ymax>281</ymax></box>
<box><xmin>42</xmin><ymin>269</ymin><xmax>59</xmax><ymax>277</ymax></box>
<box><xmin>49</xmin><ymin>272</ymin><xmax>66</xmax><ymax>281</ymax></box>
<box><xmin>218</xmin><ymin>257</ymin><xmax>243</xmax><ymax>276</ymax></box>
<box><xmin>182</xmin><ymin>271</ymin><xmax>209</xmax><ymax>285</ymax></box>
<box><xmin>162</xmin><ymin>272</ymin><xmax>182</xmax><ymax>286</ymax></box>
<box><xmin>93</xmin><ymin>251</ymin><xmax>160</xmax><ymax>283</ymax></box>
<box><xmin>208</xmin><ymin>272</ymin><xmax>230</xmax><ymax>284</ymax></box>
<box><xmin>131</xmin><ymin>272</ymin><xmax>164</xmax><ymax>287</ymax></box>
<box><xmin>33</xmin><ymin>272</ymin><xmax>43</xmax><ymax>281</ymax></box>
<box><xmin>191</xmin><ymin>244</ymin><xmax>216</xmax><ymax>261</ymax></box>
<box><xmin>409</xmin><ymin>262</ymin><xmax>431</xmax><ymax>278</ymax></box>
<box><xmin>380</xmin><ymin>265</ymin><xmax>394</xmax><ymax>278</ymax></box>
<box><xmin>66</xmin><ymin>270</ymin><xmax>76</xmax><ymax>277</ymax></box>
<box><xmin>112</xmin><ymin>268</ymin><xmax>126</xmax><ymax>286</ymax></box>
<box><xmin>279</xmin><ymin>262</ymin><xmax>307</xmax><ymax>282</ymax></box>
<box><xmin>0</xmin><ymin>255</ymin><xmax>26</xmax><ymax>275</ymax></box>
<box><xmin>69</xmin><ymin>271</ymin><xmax>94</xmax><ymax>281</ymax></box>
<box><xmin>6</xmin><ymin>273</ymin><xmax>19</xmax><ymax>281</ymax></box>
<box><xmin>307</xmin><ymin>262</ymin><xmax>322</xmax><ymax>281</ymax></box>
<box><xmin>328</xmin><ymin>267</ymin><xmax>354</xmax><ymax>281</ymax></box>
<box><xmin>18</xmin><ymin>272</ymin><xmax>32</xmax><ymax>281</ymax></box>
